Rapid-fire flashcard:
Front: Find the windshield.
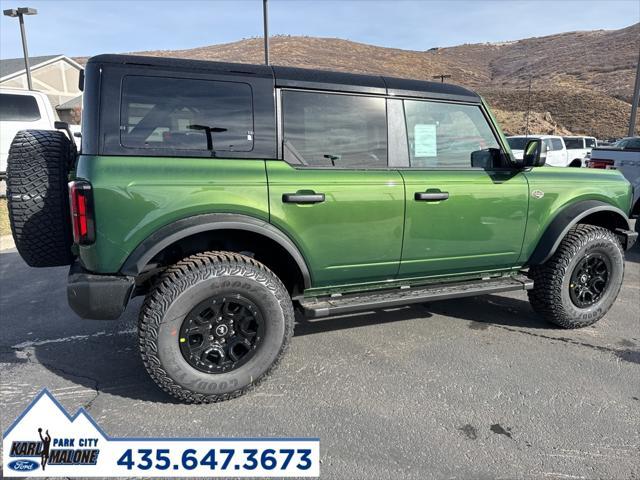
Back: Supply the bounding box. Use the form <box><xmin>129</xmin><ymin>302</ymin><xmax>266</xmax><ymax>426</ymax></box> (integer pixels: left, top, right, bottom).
<box><xmin>507</xmin><ymin>137</ymin><xmax>535</xmax><ymax>150</ymax></box>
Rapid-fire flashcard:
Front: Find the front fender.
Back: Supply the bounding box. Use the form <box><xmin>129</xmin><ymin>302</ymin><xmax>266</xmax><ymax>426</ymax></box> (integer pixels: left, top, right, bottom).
<box><xmin>526</xmin><ymin>200</ymin><xmax>631</xmax><ymax>265</ymax></box>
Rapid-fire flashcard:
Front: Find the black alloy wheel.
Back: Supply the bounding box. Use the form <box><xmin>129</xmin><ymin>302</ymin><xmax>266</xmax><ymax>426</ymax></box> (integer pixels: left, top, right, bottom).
<box><xmin>568</xmin><ymin>252</ymin><xmax>611</xmax><ymax>308</ymax></box>
<box><xmin>179</xmin><ymin>295</ymin><xmax>265</xmax><ymax>373</ymax></box>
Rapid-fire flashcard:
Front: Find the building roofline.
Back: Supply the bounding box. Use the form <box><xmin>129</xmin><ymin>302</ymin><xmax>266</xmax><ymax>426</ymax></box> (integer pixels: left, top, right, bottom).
<box><xmin>0</xmin><ymin>55</ymin><xmax>84</xmax><ymax>82</ymax></box>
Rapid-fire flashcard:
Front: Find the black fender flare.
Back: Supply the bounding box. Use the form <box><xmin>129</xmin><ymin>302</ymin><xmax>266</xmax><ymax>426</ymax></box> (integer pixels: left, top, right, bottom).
<box><xmin>527</xmin><ymin>200</ymin><xmax>631</xmax><ymax>265</ymax></box>
<box><xmin>119</xmin><ymin>213</ymin><xmax>312</xmax><ymax>288</ymax></box>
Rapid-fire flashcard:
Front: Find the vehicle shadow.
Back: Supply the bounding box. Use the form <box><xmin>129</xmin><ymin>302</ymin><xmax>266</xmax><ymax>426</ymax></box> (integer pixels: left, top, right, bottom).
<box><xmin>294</xmin><ymin>304</ymin><xmax>434</xmax><ymax>336</ymax></box>
<box><xmin>0</xmin><ymin>249</ymin><xmax>180</xmax><ymax>405</ymax></box>
<box><xmin>6</xmin><ymin>314</ymin><xmax>183</xmax><ymax>405</ymax></box>
<box><xmin>294</xmin><ymin>293</ymin><xmax>550</xmax><ymax>336</ymax></box>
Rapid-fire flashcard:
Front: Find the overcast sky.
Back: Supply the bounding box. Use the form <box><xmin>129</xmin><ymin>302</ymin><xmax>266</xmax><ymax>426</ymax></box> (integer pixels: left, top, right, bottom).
<box><xmin>0</xmin><ymin>0</ymin><xmax>638</xmax><ymax>59</ymax></box>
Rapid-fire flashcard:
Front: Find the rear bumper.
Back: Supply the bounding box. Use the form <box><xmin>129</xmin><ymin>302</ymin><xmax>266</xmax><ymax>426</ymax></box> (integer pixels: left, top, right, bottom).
<box><xmin>616</xmin><ymin>228</ymin><xmax>638</xmax><ymax>251</ymax></box>
<box><xmin>67</xmin><ymin>261</ymin><xmax>134</xmax><ymax>320</ymax></box>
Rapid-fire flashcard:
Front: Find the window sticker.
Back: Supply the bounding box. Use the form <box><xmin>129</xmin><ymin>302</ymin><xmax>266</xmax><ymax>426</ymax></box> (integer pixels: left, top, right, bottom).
<box><xmin>414</xmin><ymin>124</ymin><xmax>437</xmax><ymax>157</ymax></box>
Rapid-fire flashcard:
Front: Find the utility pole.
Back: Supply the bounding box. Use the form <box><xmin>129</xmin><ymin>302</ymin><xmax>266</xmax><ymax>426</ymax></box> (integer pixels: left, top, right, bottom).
<box><xmin>628</xmin><ymin>48</ymin><xmax>640</xmax><ymax>137</ymax></box>
<box><xmin>3</xmin><ymin>7</ymin><xmax>38</xmax><ymax>90</ymax></box>
<box><xmin>432</xmin><ymin>74</ymin><xmax>451</xmax><ymax>83</ymax></box>
<box><xmin>524</xmin><ymin>74</ymin><xmax>532</xmax><ymax>136</ymax></box>
<box><xmin>262</xmin><ymin>0</ymin><xmax>269</xmax><ymax>65</ymax></box>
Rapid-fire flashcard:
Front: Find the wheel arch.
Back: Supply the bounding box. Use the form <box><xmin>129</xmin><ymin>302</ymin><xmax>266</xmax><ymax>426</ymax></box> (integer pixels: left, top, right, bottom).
<box><xmin>527</xmin><ymin>200</ymin><xmax>631</xmax><ymax>265</ymax></box>
<box><xmin>120</xmin><ymin>213</ymin><xmax>312</xmax><ymax>290</ymax></box>
<box><xmin>568</xmin><ymin>158</ymin><xmax>583</xmax><ymax>167</ymax></box>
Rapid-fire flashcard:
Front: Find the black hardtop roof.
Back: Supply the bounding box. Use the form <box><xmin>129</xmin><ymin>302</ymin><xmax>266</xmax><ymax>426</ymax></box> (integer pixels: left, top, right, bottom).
<box><xmin>87</xmin><ymin>54</ymin><xmax>480</xmax><ymax>102</ymax></box>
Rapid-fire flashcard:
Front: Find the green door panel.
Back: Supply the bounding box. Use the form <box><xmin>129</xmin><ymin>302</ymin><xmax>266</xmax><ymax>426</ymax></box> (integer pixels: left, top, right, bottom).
<box><xmin>266</xmin><ymin>161</ymin><xmax>405</xmax><ymax>287</ymax></box>
<box><xmin>399</xmin><ymin>169</ymin><xmax>529</xmax><ymax>278</ymax></box>
<box><xmin>75</xmin><ymin>156</ymin><xmax>269</xmax><ymax>273</ymax></box>
<box><xmin>519</xmin><ymin>167</ymin><xmax>633</xmax><ymax>263</ymax></box>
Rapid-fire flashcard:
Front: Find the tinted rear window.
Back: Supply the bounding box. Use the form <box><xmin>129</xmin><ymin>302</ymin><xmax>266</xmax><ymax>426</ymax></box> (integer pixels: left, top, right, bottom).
<box><xmin>120</xmin><ymin>76</ymin><xmax>254</xmax><ymax>152</ymax></box>
<box><xmin>563</xmin><ymin>138</ymin><xmax>583</xmax><ymax>149</ymax></box>
<box><xmin>0</xmin><ymin>93</ymin><xmax>41</xmax><ymax>121</ymax></box>
<box><xmin>585</xmin><ymin>138</ymin><xmax>596</xmax><ymax>148</ymax></box>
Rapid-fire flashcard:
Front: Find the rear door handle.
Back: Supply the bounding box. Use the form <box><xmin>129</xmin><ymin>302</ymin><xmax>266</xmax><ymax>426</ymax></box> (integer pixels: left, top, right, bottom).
<box><xmin>414</xmin><ymin>191</ymin><xmax>449</xmax><ymax>201</ymax></box>
<box><xmin>282</xmin><ymin>193</ymin><xmax>325</xmax><ymax>204</ymax></box>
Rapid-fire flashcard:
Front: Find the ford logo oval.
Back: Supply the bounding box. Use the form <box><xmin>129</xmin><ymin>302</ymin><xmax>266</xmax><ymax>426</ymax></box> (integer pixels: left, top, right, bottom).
<box><xmin>8</xmin><ymin>459</ymin><xmax>39</xmax><ymax>471</ymax></box>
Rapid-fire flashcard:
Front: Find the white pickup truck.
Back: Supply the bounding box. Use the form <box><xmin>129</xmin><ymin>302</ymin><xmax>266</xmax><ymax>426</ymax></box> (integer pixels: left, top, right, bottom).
<box><xmin>563</xmin><ymin>136</ymin><xmax>597</xmax><ymax>166</ymax></box>
<box><xmin>507</xmin><ymin>135</ymin><xmax>572</xmax><ymax>167</ymax></box>
<box><xmin>587</xmin><ymin>137</ymin><xmax>640</xmax><ymax>218</ymax></box>
<box><xmin>0</xmin><ymin>89</ymin><xmax>58</xmax><ymax>180</ymax></box>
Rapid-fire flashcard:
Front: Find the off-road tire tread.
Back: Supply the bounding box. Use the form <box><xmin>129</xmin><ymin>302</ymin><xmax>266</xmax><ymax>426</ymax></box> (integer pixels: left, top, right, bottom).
<box><xmin>6</xmin><ymin>130</ymin><xmax>74</xmax><ymax>267</ymax></box>
<box><xmin>138</xmin><ymin>251</ymin><xmax>294</xmax><ymax>403</ymax></box>
<box><xmin>528</xmin><ymin>224</ymin><xmax>623</xmax><ymax>329</ymax></box>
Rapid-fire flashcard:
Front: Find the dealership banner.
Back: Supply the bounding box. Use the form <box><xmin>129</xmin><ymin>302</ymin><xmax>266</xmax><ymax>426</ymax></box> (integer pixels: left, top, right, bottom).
<box><xmin>2</xmin><ymin>389</ymin><xmax>319</xmax><ymax>477</ymax></box>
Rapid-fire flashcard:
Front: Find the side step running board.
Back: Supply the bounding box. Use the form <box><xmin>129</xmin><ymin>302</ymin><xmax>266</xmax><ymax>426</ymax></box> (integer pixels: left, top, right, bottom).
<box><xmin>300</xmin><ymin>275</ymin><xmax>533</xmax><ymax>318</ymax></box>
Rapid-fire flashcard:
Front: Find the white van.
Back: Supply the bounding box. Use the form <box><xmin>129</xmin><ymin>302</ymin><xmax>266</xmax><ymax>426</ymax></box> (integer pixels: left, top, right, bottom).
<box><xmin>507</xmin><ymin>135</ymin><xmax>570</xmax><ymax>167</ymax></box>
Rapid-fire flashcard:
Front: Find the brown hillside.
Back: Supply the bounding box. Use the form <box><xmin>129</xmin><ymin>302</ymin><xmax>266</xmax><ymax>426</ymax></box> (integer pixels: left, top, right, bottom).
<box><xmin>77</xmin><ymin>24</ymin><xmax>640</xmax><ymax>138</ymax></box>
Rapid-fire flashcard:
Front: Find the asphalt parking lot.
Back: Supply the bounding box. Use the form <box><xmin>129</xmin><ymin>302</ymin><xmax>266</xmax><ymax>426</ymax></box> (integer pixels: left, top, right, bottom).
<box><xmin>1</xmin><ymin>240</ymin><xmax>638</xmax><ymax>479</ymax></box>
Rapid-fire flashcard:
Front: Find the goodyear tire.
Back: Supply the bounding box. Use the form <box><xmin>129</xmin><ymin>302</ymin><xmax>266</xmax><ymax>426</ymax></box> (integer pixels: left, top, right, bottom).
<box><xmin>139</xmin><ymin>251</ymin><xmax>294</xmax><ymax>403</ymax></box>
<box><xmin>7</xmin><ymin>130</ymin><xmax>74</xmax><ymax>267</ymax></box>
<box><xmin>528</xmin><ymin>224</ymin><xmax>624</xmax><ymax>328</ymax></box>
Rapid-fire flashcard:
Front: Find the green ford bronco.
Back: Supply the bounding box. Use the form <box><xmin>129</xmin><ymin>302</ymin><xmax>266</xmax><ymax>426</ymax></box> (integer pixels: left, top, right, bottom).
<box><xmin>7</xmin><ymin>55</ymin><xmax>637</xmax><ymax>403</ymax></box>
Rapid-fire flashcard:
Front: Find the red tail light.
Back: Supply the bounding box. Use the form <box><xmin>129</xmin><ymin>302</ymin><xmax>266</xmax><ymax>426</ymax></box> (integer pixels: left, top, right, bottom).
<box><xmin>68</xmin><ymin>180</ymin><xmax>95</xmax><ymax>245</ymax></box>
<box><xmin>587</xmin><ymin>159</ymin><xmax>614</xmax><ymax>169</ymax></box>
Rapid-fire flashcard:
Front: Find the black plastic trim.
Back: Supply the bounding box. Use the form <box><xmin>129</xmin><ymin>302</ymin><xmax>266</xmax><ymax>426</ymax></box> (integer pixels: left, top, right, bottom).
<box><xmin>383</xmin><ymin>76</ymin><xmax>480</xmax><ymax>103</ymax></box>
<box><xmin>615</xmin><ymin>228</ymin><xmax>638</xmax><ymax>250</ymax></box>
<box><xmin>301</xmin><ymin>275</ymin><xmax>533</xmax><ymax>318</ymax></box>
<box><xmin>387</xmin><ymin>98</ymin><xmax>409</xmax><ymax>167</ymax></box>
<box><xmin>527</xmin><ymin>200</ymin><xmax>632</xmax><ymax>265</ymax></box>
<box><xmin>119</xmin><ymin>213</ymin><xmax>312</xmax><ymax>288</ymax></box>
<box><xmin>67</xmin><ymin>261</ymin><xmax>134</xmax><ymax>320</ymax></box>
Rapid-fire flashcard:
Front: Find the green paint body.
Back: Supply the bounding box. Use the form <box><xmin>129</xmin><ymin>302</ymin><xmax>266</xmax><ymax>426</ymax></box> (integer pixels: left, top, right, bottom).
<box><xmin>75</xmin><ymin>150</ymin><xmax>631</xmax><ymax>296</ymax></box>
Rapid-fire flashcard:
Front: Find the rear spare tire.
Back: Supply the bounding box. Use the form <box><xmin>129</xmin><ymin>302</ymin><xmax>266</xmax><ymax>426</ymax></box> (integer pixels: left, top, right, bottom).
<box><xmin>7</xmin><ymin>130</ymin><xmax>75</xmax><ymax>267</ymax></box>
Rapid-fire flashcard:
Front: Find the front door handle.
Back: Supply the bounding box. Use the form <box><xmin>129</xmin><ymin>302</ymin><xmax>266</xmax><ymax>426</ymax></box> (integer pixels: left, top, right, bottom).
<box><xmin>414</xmin><ymin>191</ymin><xmax>449</xmax><ymax>202</ymax></box>
<box><xmin>282</xmin><ymin>193</ymin><xmax>325</xmax><ymax>204</ymax></box>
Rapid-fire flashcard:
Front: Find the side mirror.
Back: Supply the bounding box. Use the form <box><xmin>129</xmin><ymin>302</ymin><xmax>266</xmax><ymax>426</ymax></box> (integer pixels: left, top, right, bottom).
<box><xmin>471</xmin><ymin>148</ymin><xmax>503</xmax><ymax>169</ymax></box>
<box><xmin>523</xmin><ymin>139</ymin><xmax>547</xmax><ymax>167</ymax></box>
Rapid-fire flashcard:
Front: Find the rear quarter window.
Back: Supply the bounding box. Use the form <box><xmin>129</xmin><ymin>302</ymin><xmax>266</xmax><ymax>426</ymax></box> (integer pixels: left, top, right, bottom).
<box><xmin>563</xmin><ymin>138</ymin><xmax>583</xmax><ymax>149</ymax></box>
<box><xmin>0</xmin><ymin>93</ymin><xmax>41</xmax><ymax>122</ymax></box>
<box><xmin>120</xmin><ymin>75</ymin><xmax>254</xmax><ymax>152</ymax></box>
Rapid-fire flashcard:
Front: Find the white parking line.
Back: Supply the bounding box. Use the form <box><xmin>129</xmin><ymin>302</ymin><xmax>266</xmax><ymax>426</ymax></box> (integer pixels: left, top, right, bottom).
<box><xmin>11</xmin><ymin>328</ymin><xmax>137</xmax><ymax>349</ymax></box>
